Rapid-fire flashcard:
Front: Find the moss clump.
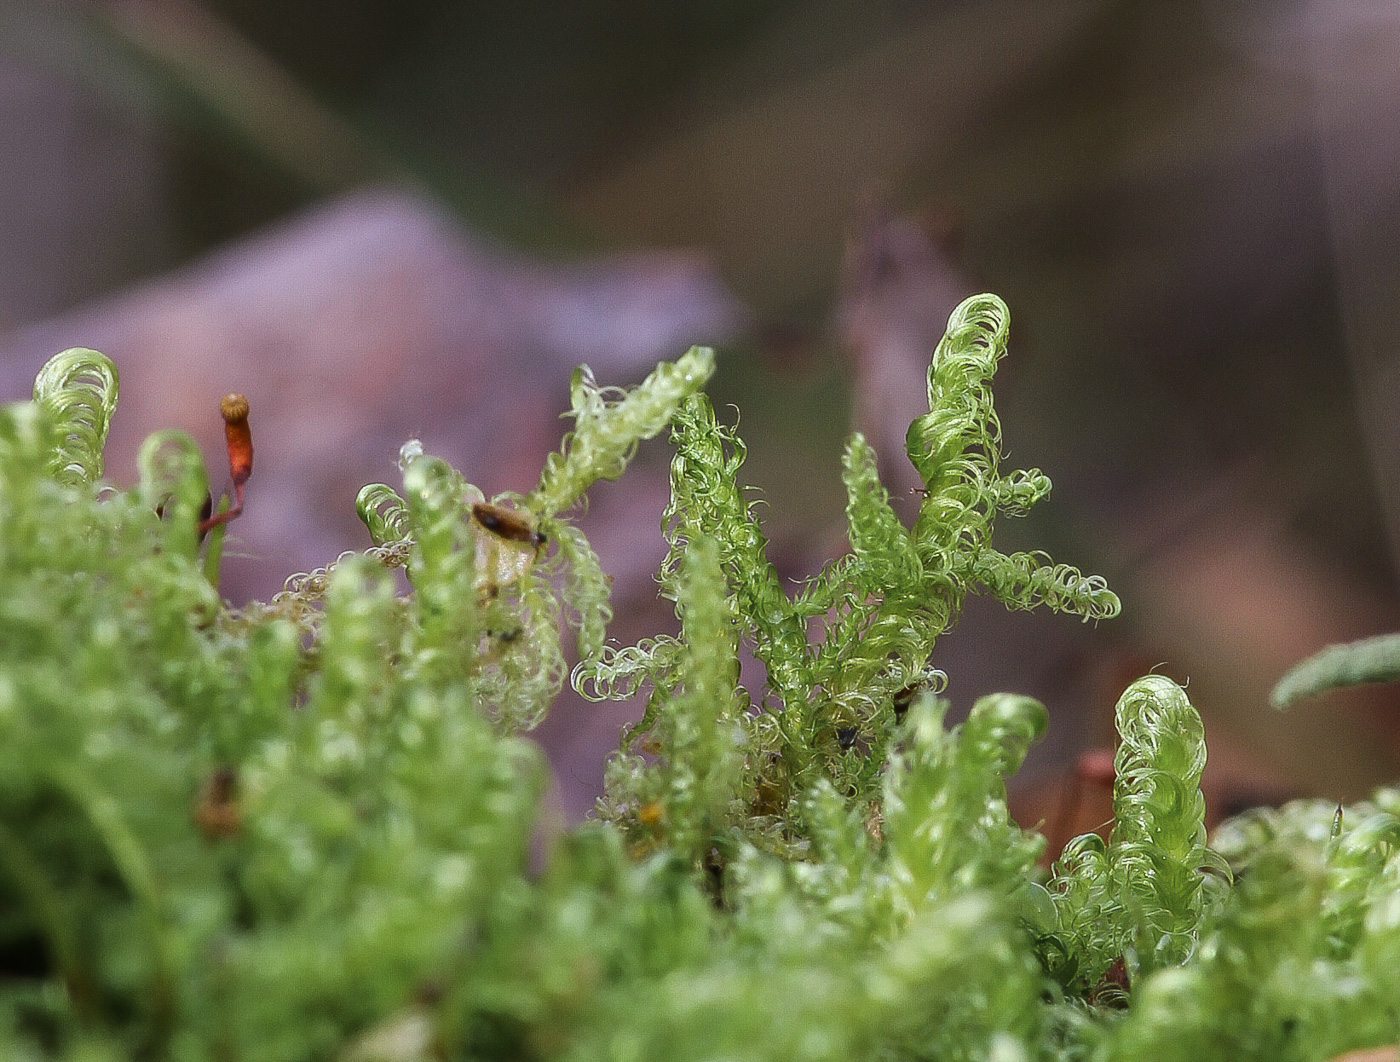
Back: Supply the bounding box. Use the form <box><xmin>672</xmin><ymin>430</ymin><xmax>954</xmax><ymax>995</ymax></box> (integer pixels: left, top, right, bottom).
<box><xmin>2</xmin><ymin>297</ymin><xmax>1398</xmax><ymax>1061</ymax></box>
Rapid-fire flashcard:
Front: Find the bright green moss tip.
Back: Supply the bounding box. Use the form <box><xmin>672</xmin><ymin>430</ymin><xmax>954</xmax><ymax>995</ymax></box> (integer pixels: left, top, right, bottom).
<box><xmin>32</xmin><ymin>346</ymin><xmax>118</xmax><ymax>487</ymax></box>
<box><xmin>3</xmin><ymin>300</ymin><xmax>1399</xmax><ymax>1062</ymax></box>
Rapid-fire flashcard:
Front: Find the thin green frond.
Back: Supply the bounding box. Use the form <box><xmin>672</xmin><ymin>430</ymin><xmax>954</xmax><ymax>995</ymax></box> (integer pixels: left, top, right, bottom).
<box><xmin>1271</xmin><ymin>632</ymin><xmax>1400</xmax><ymax>708</ymax></box>
<box><xmin>531</xmin><ymin>346</ymin><xmax>715</xmax><ymax>516</ymax></box>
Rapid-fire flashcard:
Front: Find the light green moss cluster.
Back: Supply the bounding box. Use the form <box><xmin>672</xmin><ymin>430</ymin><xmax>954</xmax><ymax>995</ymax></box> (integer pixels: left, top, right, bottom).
<box><xmin>583</xmin><ymin>295</ymin><xmax>1120</xmax><ymax>864</ymax></box>
<box><xmin>3</xmin><ymin>300</ymin><xmax>1400</xmax><ymax>1061</ymax></box>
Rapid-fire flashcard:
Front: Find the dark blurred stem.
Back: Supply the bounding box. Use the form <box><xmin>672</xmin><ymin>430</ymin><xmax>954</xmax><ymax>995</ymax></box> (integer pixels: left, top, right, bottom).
<box><xmin>1308</xmin><ymin>22</ymin><xmax>1400</xmax><ymax>582</ymax></box>
<box><xmin>86</xmin><ymin>0</ymin><xmax>383</xmax><ymax>193</ymax></box>
<box><xmin>80</xmin><ymin>0</ymin><xmax>604</xmax><ymax>253</ymax></box>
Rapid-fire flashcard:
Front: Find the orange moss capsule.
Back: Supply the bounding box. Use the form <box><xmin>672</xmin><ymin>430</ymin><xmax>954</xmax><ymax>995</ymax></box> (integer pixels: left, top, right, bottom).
<box><xmin>198</xmin><ymin>392</ymin><xmax>254</xmax><ymax>536</ymax></box>
<box><xmin>637</xmin><ymin>800</ymin><xmax>665</xmax><ymax>827</ymax></box>
<box><xmin>220</xmin><ymin>392</ymin><xmax>253</xmax><ymax>487</ymax></box>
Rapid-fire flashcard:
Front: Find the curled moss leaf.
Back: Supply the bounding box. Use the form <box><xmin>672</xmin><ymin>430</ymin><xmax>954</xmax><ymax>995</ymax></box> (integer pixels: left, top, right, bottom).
<box><xmin>1045</xmin><ymin>676</ymin><xmax>1216</xmax><ymax>987</ymax></box>
<box><xmin>967</xmin><ymin>549</ymin><xmax>1121</xmax><ymax>621</ymax></box>
<box><xmin>596</xmin><ymin>536</ymin><xmax>744</xmax><ymax>871</ymax></box>
<box><xmin>476</xmin><ymin>573</ymin><xmax>565</xmax><ymax>732</ymax></box>
<box><xmin>575</xmin><ymin>635</ymin><xmax>682</xmax><ymax>706</ymax></box>
<box><xmin>1045</xmin><ymin>830</ymin><xmax>1114</xmax><ymax>986</ymax></box>
<box><xmin>967</xmin><ymin>691</ymin><xmax>1050</xmax><ymax>778</ymax></box>
<box><xmin>267</xmin><ymin>548</ymin><xmax>363</xmax><ymax>633</ymax></box>
<box><xmin>905</xmin><ymin>293</ymin><xmax>1010</xmax><ymax>552</ymax></box>
<box><xmin>656</xmin><ymin>536</ymin><xmax>745</xmax><ymax>864</ymax></box>
<box><xmin>32</xmin><ymin>347</ymin><xmax>119</xmax><ymax>487</ymax></box>
<box><xmin>1050</xmin><ymin>675</ymin><xmax>1214</xmax><ymax>985</ymax></box>
<box><xmin>355</xmin><ymin>482</ymin><xmax>411</xmax><ymax>546</ymax></box>
<box><xmin>400</xmin><ymin>454</ymin><xmax>479</xmax><ymax>669</ymax></box>
<box><xmin>662</xmin><ymin>392</ymin><xmax>812</xmax><ymax>719</ymax></box>
<box><xmin>548</xmin><ymin>520</ymin><xmax>614</xmax><ymax>662</ymax></box>
<box><xmin>305</xmin><ymin>554</ymin><xmax>403</xmax><ymax>743</ymax></box>
<box><xmin>840</xmin><ymin>432</ymin><xmax>922</xmax><ymax>599</ymax></box>
<box><xmin>794</xmin><ymin>777</ymin><xmax>878</xmax><ymax>906</ymax></box>
<box><xmin>991</xmin><ymin>467</ymin><xmax>1053</xmax><ymax>516</ymax></box>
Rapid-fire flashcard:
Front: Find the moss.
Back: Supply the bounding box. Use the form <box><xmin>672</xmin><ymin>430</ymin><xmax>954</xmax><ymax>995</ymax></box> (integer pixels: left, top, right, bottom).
<box><xmin>2</xmin><ymin>299</ymin><xmax>1399</xmax><ymax>1060</ymax></box>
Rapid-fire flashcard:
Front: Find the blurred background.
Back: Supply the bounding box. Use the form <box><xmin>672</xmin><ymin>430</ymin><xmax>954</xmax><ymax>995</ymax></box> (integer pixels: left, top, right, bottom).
<box><xmin>1</xmin><ymin>0</ymin><xmax>1398</xmax><ymax>826</ymax></box>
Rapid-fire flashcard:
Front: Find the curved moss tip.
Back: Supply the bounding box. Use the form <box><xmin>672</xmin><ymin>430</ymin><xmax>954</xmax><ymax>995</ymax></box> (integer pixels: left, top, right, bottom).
<box><xmin>1113</xmin><ymin>673</ymin><xmax>1207</xmax><ymax>808</ymax></box>
<box><xmin>356</xmin><ymin>482</ymin><xmax>411</xmax><ymax>546</ymax></box>
<box><xmin>1271</xmin><ymin>632</ymin><xmax>1400</xmax><ymax>709</ymax></box>
<box><xmin>32</xmin><ymin>346</ymin><xmax>119</xmax><ymax>487</ymax></box>
<box><xmin>1113</xmin><ymin>674</ymin><xmax>1210</xmax><ymax>967</ymax></box>
<box><xmin>899</xmin><ymin>292</ymin><xmax>1119</xmax><ymax>624</ymax></box>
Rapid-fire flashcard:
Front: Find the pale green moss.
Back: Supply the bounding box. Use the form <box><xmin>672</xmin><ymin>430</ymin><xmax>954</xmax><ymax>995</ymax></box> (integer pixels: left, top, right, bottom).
<box><xmin>1</xmin><ymin>297</ymin><xmax>1398</xmax><ymax>1062</ymax></box>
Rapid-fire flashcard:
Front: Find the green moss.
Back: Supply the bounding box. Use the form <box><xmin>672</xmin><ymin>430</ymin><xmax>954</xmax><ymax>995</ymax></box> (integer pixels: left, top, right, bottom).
<box><xmin>2</xmin><ymin>304</ymin><xmax>1399</xmax><ymax>1060</ymax></box>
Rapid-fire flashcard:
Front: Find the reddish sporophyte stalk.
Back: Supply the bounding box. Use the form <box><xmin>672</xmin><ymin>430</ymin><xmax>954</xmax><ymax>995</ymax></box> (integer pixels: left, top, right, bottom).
<box><xmin>197</xmin><ymin>393</ymin><xmax>254</xmax><ymax>536</ymax></box>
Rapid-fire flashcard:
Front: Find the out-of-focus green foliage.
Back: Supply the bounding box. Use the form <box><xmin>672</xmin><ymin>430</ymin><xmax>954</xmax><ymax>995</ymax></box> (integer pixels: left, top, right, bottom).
<box><xmin>1271</xmin><ymin>632</ymin><xmax>1400</xmax><ymax>709</ymax></box>
<box><xmin>3</xmin><ymin>303</ymin><xmax>1400</xmax><ymax>1061</ymax></box>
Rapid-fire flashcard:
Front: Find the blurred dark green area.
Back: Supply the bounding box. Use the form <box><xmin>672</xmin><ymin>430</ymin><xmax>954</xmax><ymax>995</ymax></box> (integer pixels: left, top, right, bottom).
<box><xmin>3</xmin><ymin>0</ymin><xmax>1400</xmax><ymax>805</ymax></box>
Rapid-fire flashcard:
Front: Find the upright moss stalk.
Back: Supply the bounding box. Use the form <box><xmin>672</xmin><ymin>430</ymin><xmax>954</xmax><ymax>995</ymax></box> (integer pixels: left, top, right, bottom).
<box><xmin>1046</xmin><ymin>676</ymin><xmax>1219</xmax><ymax>989</ymax></box>
<box><xmin>584</xmin><ymin>293</ymin><xmax>1120</xmax><ymax>859</ymax></box>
